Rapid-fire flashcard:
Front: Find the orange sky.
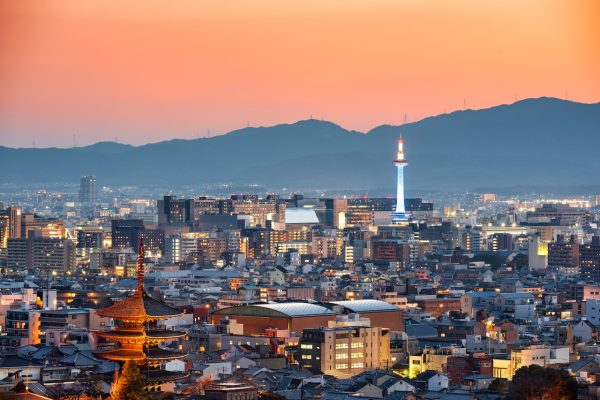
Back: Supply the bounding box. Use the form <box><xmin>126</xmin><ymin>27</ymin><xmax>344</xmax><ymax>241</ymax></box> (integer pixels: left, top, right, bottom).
<box><xmin>1</xmin><ymin>0</ymin><xmax>599</xmax><ymax>147</ymax></box>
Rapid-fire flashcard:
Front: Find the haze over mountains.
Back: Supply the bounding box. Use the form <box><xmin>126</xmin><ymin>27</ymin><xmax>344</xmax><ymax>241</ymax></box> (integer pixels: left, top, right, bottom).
<box><xmin>1</xmin><ymin>97</ymin><xmax>600</xmax><ymax>193</ymax></box>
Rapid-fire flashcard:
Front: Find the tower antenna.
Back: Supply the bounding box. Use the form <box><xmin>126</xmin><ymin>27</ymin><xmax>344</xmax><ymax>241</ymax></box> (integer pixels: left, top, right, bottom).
<box><xmin>403</xmin><ymin>113</ymin><xmax>408</xmax><ymax>124</ymax></box>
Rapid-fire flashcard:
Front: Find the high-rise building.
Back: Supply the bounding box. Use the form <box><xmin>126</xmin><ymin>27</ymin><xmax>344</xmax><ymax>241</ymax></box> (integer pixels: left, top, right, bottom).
<box><xmin>158</xmin><ymin>196</ymin><xmax>193</xmax><ymax>226</ymax></box>
<box><xmin>0</xmin><ymin>206</ymin><xmax>22</xmax><ymax>248</ymax></box>
<box><xmin>580</xmin><ymin>236</ymin><xmax>600</xmax><ymax>281</ymax></box>
<box><xmin>79</xmin><ymin>175</ymin><xmax>97</xmax><ymax>203</ymax></box>
<box><xmin>391</xmin><ymin>136</ymin><xmax>409</xmax><ymax>222</ymax></box>
<box><xmin>111</xmin><ymin>219</ymin><xmax>145</xmax><ymax>249</ymax></box>
<box><xmin>76</xmin><ymin>227</ymin><xmax>104</xmax><ymax>248</ymax></box>
<box><xmin>548</xmin><ymin>235</ymin><xmax>579</xmax><ymax>268</ymax></box>
<box><xmin>7</xmin><ymin>237</ymin><xmax>75</xmax><ymax>272</ymax></box>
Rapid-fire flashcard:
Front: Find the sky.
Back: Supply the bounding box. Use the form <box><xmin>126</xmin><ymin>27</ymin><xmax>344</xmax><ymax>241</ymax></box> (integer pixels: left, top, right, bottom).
<box><xmin>1</xmin><ymin>0</ymin><xmax>599</xmax><ymax>148</ymax></box>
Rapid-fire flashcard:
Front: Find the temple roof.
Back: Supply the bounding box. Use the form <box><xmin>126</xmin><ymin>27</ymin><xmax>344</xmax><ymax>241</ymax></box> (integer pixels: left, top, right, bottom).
<box><xmin>97</xmin><ymin>292</ymin><xmax>182</xmax><ymax>320</ymax></box>
<box><xmin>96</xmin><ymin>239</ymin><xmax>182</xmax><ymax>320</ymax></box>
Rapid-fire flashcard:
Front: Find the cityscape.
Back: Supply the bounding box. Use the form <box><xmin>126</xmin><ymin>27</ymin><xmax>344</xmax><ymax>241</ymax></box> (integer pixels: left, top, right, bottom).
<box><xmin>1</xmin><ymin>1</ymin><xmax>600</xmax><ymax>400</ymax></box>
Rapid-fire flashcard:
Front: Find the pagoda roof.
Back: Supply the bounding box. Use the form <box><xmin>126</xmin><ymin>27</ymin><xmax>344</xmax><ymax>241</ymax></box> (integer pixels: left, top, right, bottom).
<box><xmin>143</xmin><ymin>369</ymin><xmax>190</xmax><ymax>382</ymax></box>
<box><xmin>97</xmin><ymin>240</ymin><xmax>182</xmax><ymax>320</ymax></box>
<box><xmin>96</xmin><ymin>349</ymin><xmax>146</xmax><ymax>361</ymax></box>
<box><xmin>97</xmin><ymin>292</ymin><xmax>182</xmax><ymax>320</ymax></box>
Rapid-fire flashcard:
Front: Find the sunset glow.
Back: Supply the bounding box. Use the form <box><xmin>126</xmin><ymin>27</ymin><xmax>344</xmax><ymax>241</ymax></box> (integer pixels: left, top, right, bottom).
<box><xmin>1</xmin><ymin>0</ymin><xmax>599</xmax><ymax>147</ymax></box>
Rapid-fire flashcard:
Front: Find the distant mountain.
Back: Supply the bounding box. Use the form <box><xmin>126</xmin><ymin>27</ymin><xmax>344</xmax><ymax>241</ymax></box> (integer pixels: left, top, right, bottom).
<box><xmin>1</xmin><ymin>97</ymin><xmax>599</xmax><ymax>193</ymax></box>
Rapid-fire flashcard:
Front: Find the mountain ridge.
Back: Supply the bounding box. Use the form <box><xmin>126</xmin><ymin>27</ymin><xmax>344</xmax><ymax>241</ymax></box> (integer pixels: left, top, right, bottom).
<box><xmin>1</xmin><ymin>97</ymin><xmax>600</xmax><ymax>192</ymax></box>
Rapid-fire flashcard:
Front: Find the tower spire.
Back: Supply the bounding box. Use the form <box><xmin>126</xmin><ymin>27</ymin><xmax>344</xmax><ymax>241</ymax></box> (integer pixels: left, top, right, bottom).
<box><xmin>137</xmin><ymin>238</ymin><xmax>145</xmax><ymax>295</ymax></box>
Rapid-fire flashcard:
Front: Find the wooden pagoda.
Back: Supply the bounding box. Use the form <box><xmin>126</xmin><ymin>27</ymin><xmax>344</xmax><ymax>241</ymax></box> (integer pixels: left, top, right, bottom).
<box><xmin>95</xmin><ymin>239</ymin><xmax>188</xmax><ymax>384</ymax></box>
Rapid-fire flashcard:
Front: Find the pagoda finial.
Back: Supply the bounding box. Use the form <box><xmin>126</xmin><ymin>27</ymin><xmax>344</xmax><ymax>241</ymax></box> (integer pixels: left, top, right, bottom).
<box><xmin>137</xmin><ymin>238</ymin><xmax>145</xmax><ymax>295</ymax></box>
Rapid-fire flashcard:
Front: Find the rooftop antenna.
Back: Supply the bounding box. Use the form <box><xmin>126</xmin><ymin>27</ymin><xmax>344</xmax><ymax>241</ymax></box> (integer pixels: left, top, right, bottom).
<box><xmin>403</xmin><ymin>113</ymin><xmax>408</xmax><ymax>124</ymax></box>
<box><xmin>207</xmin><ymin>129</ymin><xmax>211</xmax><ymax>138</ymax></box>
<box><xmin>247</xmin><ymin>121</ymin><xmax>250</xmax><ymax>128</ymax></box>
<box><xmin>463</xmin><ymin>98</ymin><xmax>467</xmax><ymax>110</ymax></box>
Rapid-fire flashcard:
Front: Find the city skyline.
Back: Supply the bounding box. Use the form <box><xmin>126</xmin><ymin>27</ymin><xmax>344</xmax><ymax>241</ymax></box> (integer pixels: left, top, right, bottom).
<box><xmin>1</xmin><ymin>0</ymin><xmax>600</xmax><ymax>147</ymax></box>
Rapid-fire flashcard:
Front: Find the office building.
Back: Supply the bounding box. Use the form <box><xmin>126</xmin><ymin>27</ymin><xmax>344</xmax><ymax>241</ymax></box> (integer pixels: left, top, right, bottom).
<box><xmin>79</xmin><ymin>175</ymin><xmax>97</xmax><ymax>203</ymax></box>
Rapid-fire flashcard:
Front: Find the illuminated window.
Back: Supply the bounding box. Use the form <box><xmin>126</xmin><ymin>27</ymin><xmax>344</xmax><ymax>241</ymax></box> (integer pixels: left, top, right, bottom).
<box><xmin>336</xmin><ymin>353</ymin><xmax>348</xmax><ymax>359</ymax></box>
<box><xmin>300</xmin><ymin>344</ymin><xmax>313</xmax><ymax>349</ymax></box>
<box><xmin>335</xmin><ymin>364</ymin><xmax>348</xmax><ymax>369</ymax></box>
<box><xmin>336</xmin><ymin>343</ymin><xmax>349</xmax><ymax>349</ymax></box>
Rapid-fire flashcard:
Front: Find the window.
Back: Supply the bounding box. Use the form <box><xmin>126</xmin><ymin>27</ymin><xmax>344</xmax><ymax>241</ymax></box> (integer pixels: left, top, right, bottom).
<box><xmin>351</xmin><ymin>363</ymin><xmax>364</xmax><ymax>368</ymax></box>
<box><xmin>301</xmin><ymin>355</ymin><xmax>312</xmax><ymax>359</ymax></box>
<box><xmin>300</xmin><ymin>344</ymin><xmax>313</xmax><ymax>349</ymax></box>
<box><xmin>335</xmin><ymin>364</ymin><xmax>348</xmax><ymax>369</ymax></box>
<box><xmin>336</xmin><ymin>354</ymin><xmax>348</xmax><ymax>359</ymax></box>
<box><xmin>351</xmin><ymin>342</ymin><xmax>364</xmax><ymax>348</ymax></box>
<box><xmin>336</xmin><ymin>343</ymin><xmax>349</xmax><ymax>349</ymax></box>
<box><xmin>351</xmin><ymin>353</ymin><xmax>363</xmax><ymax>358</ymax></box>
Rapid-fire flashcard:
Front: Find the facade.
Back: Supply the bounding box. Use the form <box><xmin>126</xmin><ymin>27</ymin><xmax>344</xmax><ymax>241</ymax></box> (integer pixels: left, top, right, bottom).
<box><xmin>447</xmin><ymin>353</ymin><xmax>493</xmax><ymax>385</ymax></box>
<box><xmin>580</xmin><ymin>236</ymin><xmax>600</xmax><ymax>281</ymax></box>
<box><xmin>79</xmin><ymin>175</ymin><xmax>97</xmax><ymax>203</ymax></box>
<box><xmin>7</xmin><ymin>237</ymin><xmax>75</xmax><ymax>272</ymax></box>
<box><xmin>298</xmin><ymin>320</ymin><xmax>391</xmax><ymax>378</ymax></box>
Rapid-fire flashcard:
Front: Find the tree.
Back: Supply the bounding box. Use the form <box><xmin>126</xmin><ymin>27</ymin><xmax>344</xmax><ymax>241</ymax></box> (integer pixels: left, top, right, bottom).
<box><xmin>488</xmin><ymin>378</ymin><xmax>509</xmax><ymax>393</ymax></box>
<box><xmin>111</xmin><ymin>360</ymin><xmax>147</xmax><ymax>400</ymax></box>
<box><xmin>506</xmin><ymin>365</ymin><xmax>577</xmax><ymax>400</ymax></box>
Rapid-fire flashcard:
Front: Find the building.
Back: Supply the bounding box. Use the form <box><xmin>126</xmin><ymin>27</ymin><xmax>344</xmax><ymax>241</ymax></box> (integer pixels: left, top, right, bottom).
<box><xmin>211</xmin><ymin>303</ymin><xmax>336</xmax><ymax>335</ymax></box>
<box><xmin>391</xmin><ymin>136</ymin><xmax>409</xmax><ymax>222</ymax></box>
<box><xmin>0</xmin><ymin>206</ymin><xmax>22</xmax><ymax>248</ymax></box>
<box><xmin>526</xmin><ymin>203</ymin><xmax>590</xmax><ymax>226</ymax></box>
<box><xmin>79</xmin><ymin>175</ymin><xmax>97</xmax><ymax>203</ymax></box>
<box><xmin>203</xmin><ymin>383</ymin><xmax>258</xmax><ymax>400</ymax></box>
<box><xmin>212</xmin><ymin>300</ymin><xmax>403</xmax><ymax>335</ymax></box>
<box><xmin>416</xmin><ymin>298</ymin><xmax>462</xmax><ymax>318</ymax></box>
<box><xmin>298</xmin><ymin>315</ymin><xmax>391</xmax><ymax>378</ymax></box>
<box><xmin>7</xmin><ymin>237</ymin><xmax>75</xmax><ymax>272</ymax></box>
<box><xmin>158</xmin><ymin>196</ymin><xmax>193</xmax><ymax>227</ymax></box>
<box><xmin>95</xmin><ymin>240</ymin><xmax>188</xmax><ymax>390</ymax></box>
<box><xmin>528</xmin><ymin>235</ymin><xmax>548</xmax><ymax>270</ymax></box>
<box><xmin>447</xmin><ymin>353</ymin><xmax>493</xmax><ymax>385</ymax></box>
<box><xmin>372</xmin><ymin>240</ymin><xmax>411</xmax><ymax>268</ymax></box>
<box><xmin>580</xmin><ymin>236</ymin><xmax>600</xmax><ymax>282</ymax></box>
<box><xmin>76</xmin><ymin>227</ymin><xmax>104</xmax><ymax>249</ymax></box>
<box><xmin>111</xmin><ymin>219</ymin><xmax>145</xmax><ymax>249</ymax></box>
<box><xmin>548</xmin><ymin>235</ymin><xmax>579</xmax><ymax>268</ymax></box>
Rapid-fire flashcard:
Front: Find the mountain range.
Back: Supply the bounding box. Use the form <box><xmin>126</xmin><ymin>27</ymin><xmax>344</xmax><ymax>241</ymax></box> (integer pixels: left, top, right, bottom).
<box><xmin>1</xmin><ymin>97</ymin><xmax>600</xmax><ymax>193</ymax></box>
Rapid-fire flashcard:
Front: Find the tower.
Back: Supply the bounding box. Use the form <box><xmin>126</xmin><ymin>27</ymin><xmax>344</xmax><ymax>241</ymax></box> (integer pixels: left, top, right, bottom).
<box><xmin>95</xmin><ymin>239</ymin><xmax>189</xmax><ymax>390</ymax></box>
<box><xmin>391</xmin><ymin>136</ymin><xmax>409</xmax><ymax>222</ymax></box>
<box><xmin>79</xmin><ymin>175</ymin><xmax>97</xmax><ymax>203</ymax></box>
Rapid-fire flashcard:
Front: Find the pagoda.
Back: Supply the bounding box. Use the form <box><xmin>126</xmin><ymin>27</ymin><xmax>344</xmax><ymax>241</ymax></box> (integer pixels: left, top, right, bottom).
<box><xmin>95</xmin><ymin>239</ymin><xmax>189</xmax><ymax>385</ymax></box>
